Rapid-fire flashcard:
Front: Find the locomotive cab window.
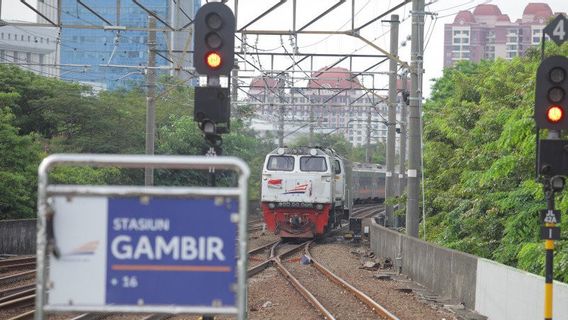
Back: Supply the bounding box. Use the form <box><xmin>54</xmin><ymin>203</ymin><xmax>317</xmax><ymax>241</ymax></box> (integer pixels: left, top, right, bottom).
<box><xmin>300</xmin><ymin>156</ymin><xmax>328</xmax><ymax>172</ymax></box>
<box><xmin>334</xmin><ymin>160</ymin><xmax>341</xmax><ymax>174</ymax></box>
<box><xmin>267</xmin><ymin>155</ymin><xmax>294</xmax><ymax>171</ymax></box>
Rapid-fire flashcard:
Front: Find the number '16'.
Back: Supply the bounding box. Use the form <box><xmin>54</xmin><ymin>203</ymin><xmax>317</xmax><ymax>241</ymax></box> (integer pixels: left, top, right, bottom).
<box><xmin>122</xmin><ymin>276</ymin><xmax>138</xmax><ymax>288</ymax></box>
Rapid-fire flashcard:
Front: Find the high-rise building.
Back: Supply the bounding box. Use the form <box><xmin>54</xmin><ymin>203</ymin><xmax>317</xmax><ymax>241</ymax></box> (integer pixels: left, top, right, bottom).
<box><xmin>0</xmin><ymin>24</ymin><xmax>58</xmax><ymax>77</ymax></box>
<box><xmin>443</xmin><ymin>3</ymin><xmax>558</xmax><ymax>68</ymax></box>
<box><xmin>247</xmin><ymin>67</ymin><xmax>402</xmax><ymax>147</ymax></box>
<box><xmin>38</xmin><ymin>0</ymin><xmax>197</xmax><ymax>89</ymax></box>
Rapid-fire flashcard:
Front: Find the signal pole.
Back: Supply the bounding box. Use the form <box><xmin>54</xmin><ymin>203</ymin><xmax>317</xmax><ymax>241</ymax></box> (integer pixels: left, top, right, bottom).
<box><xmin>144</xmin><ymin>16</ymin><xmax>157</xmax><ymax>186</ymax></box>
<box><xmin>406</xmin><ymin>0</ymin><xmax>425</xmax><ymax>237</ymax></box>
<box><xmin>385</xmin><ymin>14</ymin><xmax>399</xmax><ymax>227</ymax></box>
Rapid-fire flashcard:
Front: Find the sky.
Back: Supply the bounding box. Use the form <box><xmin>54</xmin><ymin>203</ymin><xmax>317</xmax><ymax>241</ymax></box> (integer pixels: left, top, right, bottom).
<box><xmin>2</xmin><ymin>0</ymin><xmax>567</xmax><ymax>97</ymax></box>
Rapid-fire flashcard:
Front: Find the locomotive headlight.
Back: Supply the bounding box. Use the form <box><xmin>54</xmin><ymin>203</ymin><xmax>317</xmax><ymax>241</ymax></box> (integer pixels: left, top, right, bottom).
<box><xmin>268</xmin><ymin>203</ymin><xmax>276</xmax><ymax>209</ymax></box>
<box><xmin>316</xmin><ymin>204</ymin><xmax>323</xmax><ymax>210</ymax></box>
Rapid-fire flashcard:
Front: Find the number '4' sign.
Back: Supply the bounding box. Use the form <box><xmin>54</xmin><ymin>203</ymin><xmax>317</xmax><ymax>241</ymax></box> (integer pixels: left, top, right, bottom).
<box><xmin>544</xmin><ymin>14</ymin><xmax>568</xmax><ymax>46</ymax></box>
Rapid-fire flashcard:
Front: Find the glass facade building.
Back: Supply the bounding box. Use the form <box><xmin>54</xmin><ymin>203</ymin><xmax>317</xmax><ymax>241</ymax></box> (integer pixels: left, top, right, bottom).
<box><xmin>56</xmin><ymin>0</ymin><xmax>196</xmax><ymax>90</ymax></box>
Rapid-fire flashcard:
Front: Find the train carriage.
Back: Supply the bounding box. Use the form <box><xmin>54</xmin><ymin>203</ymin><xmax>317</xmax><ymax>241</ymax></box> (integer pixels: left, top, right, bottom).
<box><xmin>352</xmin><ymin>163</ymin><xmax>386</xmax><ymax>204</ymax></box>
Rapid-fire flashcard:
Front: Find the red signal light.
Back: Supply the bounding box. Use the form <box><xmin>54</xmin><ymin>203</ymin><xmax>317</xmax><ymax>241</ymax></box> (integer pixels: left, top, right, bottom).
<box><xmin>206</xmin><ymin>52</ymin><xmax>222</xmax><ymax>69</ymax></box>
<box><xmin>546</xmin><ymin>105</ymin><xmax>564</xmax><ymax>123</ymax></box>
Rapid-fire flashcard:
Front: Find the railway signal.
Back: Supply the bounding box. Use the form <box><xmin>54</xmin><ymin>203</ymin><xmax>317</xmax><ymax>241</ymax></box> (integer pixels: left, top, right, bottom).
<box><xmin>535</xmin><ymin>55</ymin><xmax>568</xmax><ymax>130</ymax></box>
<box><xmin>194</xmin><ymin>2</ymin><xmax>235</xmax><ymax>76</ymax></box>
<box><xmin>535</xmin><ymin>18</ymin><xmax>568</xmax><ymax>317</ymax></box>
<box><xmin>193</xmin><ymin>2</ymin><xmax>235</xmax><ymax>139</ymax></box>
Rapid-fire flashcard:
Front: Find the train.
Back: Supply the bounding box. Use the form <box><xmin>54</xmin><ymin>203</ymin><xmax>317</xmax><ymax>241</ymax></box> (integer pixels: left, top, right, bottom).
<box><xmin>260</xmin><ymin>146</ymin><xmax>386</xmax><ymax>238</ymax></box>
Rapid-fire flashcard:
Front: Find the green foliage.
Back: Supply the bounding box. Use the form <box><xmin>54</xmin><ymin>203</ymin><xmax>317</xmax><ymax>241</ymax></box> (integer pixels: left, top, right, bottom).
<box><xmin>0</xmin><ymin>65</ymin><xmax>272</xmax><ymax>222</ymax></box>
<box><xmin>423</xmin><ymin>42</ymin><xmax>568</xmax><ymax>281</ymax></box>
<box><xmin>0</xmin><ymin>108</ymin><xmax>43</xmax><ymax>219</ymax></box>
<box><xmin>156</xmin><ymin>116</ymin><xmax>273</xmax><ymax>199</ymax></box>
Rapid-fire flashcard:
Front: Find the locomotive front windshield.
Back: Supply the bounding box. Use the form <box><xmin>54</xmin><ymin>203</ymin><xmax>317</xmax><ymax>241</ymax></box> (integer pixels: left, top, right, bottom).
<box><xmin>267</xmin><ymin>155</ymin><xmax>294</xmax><ymax>171</ymax></box>
<box><xmin>300</xmin><ymin>156</ymin><xmax>328</xmax><ymax>172</ymax></box>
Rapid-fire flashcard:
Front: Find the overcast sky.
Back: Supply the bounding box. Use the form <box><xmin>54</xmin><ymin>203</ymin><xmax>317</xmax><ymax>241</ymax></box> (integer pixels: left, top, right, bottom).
<box><xmin>2</xmin><ymin>0</ymin><xmax>567</xmax><ymax>97</ymax></box>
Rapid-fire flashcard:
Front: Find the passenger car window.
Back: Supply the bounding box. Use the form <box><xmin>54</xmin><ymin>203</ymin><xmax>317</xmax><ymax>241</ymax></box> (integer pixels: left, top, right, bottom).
<box><xmin>267</xmin><ymin>156</ymin><xmax>294</xmax><ymax>171</ymax></box>
<box><xmin>300</xmin><ymin>156</ymin><xmax>327</xmax><ymax>172</ymax></box>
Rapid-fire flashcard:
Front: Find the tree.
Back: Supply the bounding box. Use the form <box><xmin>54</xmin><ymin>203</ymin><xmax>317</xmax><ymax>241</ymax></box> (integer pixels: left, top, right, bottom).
<box><xmin>0</xmin><ymin>108</ymin><xmax>42</xmax><ymax>219</ymax></box>
<box><xmin>155</xmin><ymin>116</ymin><xmax>273</xmax><ymax>199</ymax></box>
<box><xmin>422</xmin><ymin>42</ymin><xmax>568</xmax><ymax>281</ymax></box>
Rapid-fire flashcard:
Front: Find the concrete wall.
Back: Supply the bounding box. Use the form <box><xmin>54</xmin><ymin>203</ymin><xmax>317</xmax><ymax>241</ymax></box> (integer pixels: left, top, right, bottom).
<box><xmin>0</xmin><ymin>219</ymin><xmax>36</xmax><ymax>255</ymax></box>
<box><xmin>370</xmin><ymin>221</ymin><xmax>477</xmax><ymax>308</ymax></box>
<box><xmin>370</xmin><ymin>221</ymin><xmax>568</xmax><ymax>320</ymax></box>
<box><xmin>476</xmin><ymin>258</ymin><xmax>568</xmax><ymax>320</ymax></box>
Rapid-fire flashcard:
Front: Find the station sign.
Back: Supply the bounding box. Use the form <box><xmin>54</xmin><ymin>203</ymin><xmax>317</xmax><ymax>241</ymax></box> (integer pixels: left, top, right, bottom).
<box><xmin>35</xmin><ymin>154</ymin><xmax>250</xmax><ymax>320</ymax></box>
<box><xmin>49</xmin><ymin>196</ymin><xmax>238</xmax><ymax>307</ymax></box>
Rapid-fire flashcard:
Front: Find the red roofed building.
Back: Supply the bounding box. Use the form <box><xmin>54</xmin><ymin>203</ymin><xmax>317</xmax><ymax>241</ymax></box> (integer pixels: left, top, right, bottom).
<box><xmin>247</xmin><ymin>68</ymin><xmax>398</xmax><ymax>146</ymax></box>
<box><xmin>444</xmin><ymin>3</ymin><xmax>558</xmax><ymax>67</ymax></box>
<box><xmin>307</xmin><ymin>67</ymin><xmax>362</xmax><ymax>90</ymax></box>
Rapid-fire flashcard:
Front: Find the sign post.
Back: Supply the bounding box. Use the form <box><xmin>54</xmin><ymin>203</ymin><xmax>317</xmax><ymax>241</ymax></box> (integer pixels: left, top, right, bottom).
<box><xmin>35</xmin><ymin>154</ymin><xmax>250</xmax><ymax>320</ymax></box>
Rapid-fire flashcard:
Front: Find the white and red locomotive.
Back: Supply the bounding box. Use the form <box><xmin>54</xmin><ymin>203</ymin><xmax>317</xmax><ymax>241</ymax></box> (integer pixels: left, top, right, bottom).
<box><xmin>260</xmin><ymin>147</ymin><xmax>348</xmax><ymax>238</ymax></box>
<box><xmin>260</xmin><ymin>147</ymin><xmax>387</xmax><ymax>239</ymax></box>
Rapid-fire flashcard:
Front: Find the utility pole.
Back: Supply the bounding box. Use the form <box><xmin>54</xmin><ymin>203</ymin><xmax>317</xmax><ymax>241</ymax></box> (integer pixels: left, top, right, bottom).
<box><xmin>278</xmin><ymin>74</ymin><xmax>285</xmax><ymax>147</ymax></box>
<box><xmin>309</xmin><ymin>105</ymin><xmax>315</xmax><ymax>146</ymax></box>
<box><xmin>366</xmin><ymin>107</ymin><xmax>372</xmax><ymax>162</ymax></box>
<box><xmin>385</xmin><ymin>14</ymin><xmax>399</xmax><ymax>227</ymax></box>
<box><xmin>231</xmin><ymin>62</ymin><xmax>239</xmax><ymax>114</ymax></box>
<box><xmin>406</xmin><ymin>0</ymin><xmax>425</xmax><ymax>237</ymax></box>
<box><xmin>397</xmin><ymin>71</ymin><xmax>408</xmax><ymax>228</ymax></box>
<box><xmin>144</xmin><ymin>16</ymin><xmax>157</xmax><ymax>186</ymax></box>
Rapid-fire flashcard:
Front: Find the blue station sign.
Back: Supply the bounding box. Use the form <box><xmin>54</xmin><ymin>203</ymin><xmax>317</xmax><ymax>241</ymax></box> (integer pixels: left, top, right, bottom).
<box><xmin>105</xmin><ymin>197</ymin><xmax>238</xmax><ymax>307</ymax></box>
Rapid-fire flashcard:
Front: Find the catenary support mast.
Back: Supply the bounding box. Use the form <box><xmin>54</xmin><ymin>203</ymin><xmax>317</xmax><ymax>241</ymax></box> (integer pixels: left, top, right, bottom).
<box><xmin>385</xmin><ymin>14</ymin><xmax>399</xmax><ymax>226</ymax></box>
<box><xmin>406</xmin><ymin>0</ymin><xmax>424</xmax><ymax>237</ymax></box>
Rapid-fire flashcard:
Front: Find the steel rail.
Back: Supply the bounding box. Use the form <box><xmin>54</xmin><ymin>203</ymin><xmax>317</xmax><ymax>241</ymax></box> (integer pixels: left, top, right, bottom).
<box><xmin>0</xmin><ymin>262</ymin><xmax>36</xmax><ymax>272</ymax></box>
<box><xmin>273</xmin><ymin>255</ymin><xmax>335</xmax><ymax>320</ymax></box>
<box><xmin>248</xmin><ymin>240</ymin><xmax>279</xmax><ymax>256</ymax></box>
<box><xmin>0</xmin><ymin>288</ymin><xmax>35</xmax><ymax>304</ymax></box>
<box><xmin>0</xmin><ymin>294</ymin><xmax>35</xmax><ymax>309</ymax></box>
<box><xmin>68</xmin><ymin>313</ymin><xmax>108</xmax><ymax>320</ymax></box>
<box><xmin>6</xmin><ymin>309</ymin><xmax>34</xmax><ymax>320</ymax></box>
<box><xmin>0</xmin><ymin>284</ymin><xmax>35</xmax><ymax>298</ymax></box>
<box><xmin>0</xmin><ymin>257</ymin><xmax>35</xmax><ymax>267</ymax></box>
<box><xmin>139</xmin><ymin>314</ymin><xmax>172</xmax><ymax>320</ymax></box>
<box><xmin>305</xmin><ymin>243</ymin><xmax>399</xmax><ymax>320</ymax></box>
<box><xmin>274</xmin><ymin>259</ymin><xmax>335</xmax><ymax>318</ymax></box>
<box><xmin>248</xmin><ymin>241</ymin><xmax>308</xmax><ymax>277</ymax></box>
<box><xmin>0</xmin><ymin>270</ymin><xmax>35</xmax><ymax>286</ymax></box>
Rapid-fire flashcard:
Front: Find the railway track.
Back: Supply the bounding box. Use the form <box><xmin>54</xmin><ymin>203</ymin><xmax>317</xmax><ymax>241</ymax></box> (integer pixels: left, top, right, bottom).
<box><xmin>276</xmin><ymin>241</ymin><xmax>398</xmax><ymax>320</ymax></box>
<box><xmin>0</xmin><ymin>270</ymin><xmax>35</xmax><ymax>286</ymax></box>
<box><xmin>0</xmin><ymin>257</ymin><xmax>36</xmax><ymax>271</ymax></box>
<box><xmin>247</xmin><ymin>238</ymin><xmax>398</xmax><ymax>319</ymax></box>
<box><xmin>247</xmin><ymin>240</ymin><xmax>306</xmax><ymax>277</ymax></box>
<box><xmin>351</xmin><ymin>204</ymin><xmax>385</xmax><ymax>219</ymax></box>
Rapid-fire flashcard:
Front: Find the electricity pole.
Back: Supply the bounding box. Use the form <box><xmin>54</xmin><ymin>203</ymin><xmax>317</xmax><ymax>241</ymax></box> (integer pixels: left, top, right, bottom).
<box><xmin>406</xmin><ymin>0</ymin><xmax>425</xmax><ymax>237</ymax></box>
<box><xmin>385</xmin><ymin>14</ymin><xmax>399</xmax><ymax>227</ymax></box>
<box><xmin>144</xmin><ymin>16</ymin><xmax>157</xmax><ymax>186</ymax></box>
<box><xmin>366</xmin><ymin>108</ymin><xmax>372</xmax><ymax>162</ymax></box>
<box><xmin>397</xmin><ymin>71</ymin><xmax>408</xmax><ymax>228</ymax></box>
<box><xmin>278</xmin><ymin>74</ymin><xmax>285</xmax><ymax>146</ymax></box>
<box><xmin>232</xmin><ymin>62</ymin><xmax>239</xmax><ymax>115</ymax></box>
